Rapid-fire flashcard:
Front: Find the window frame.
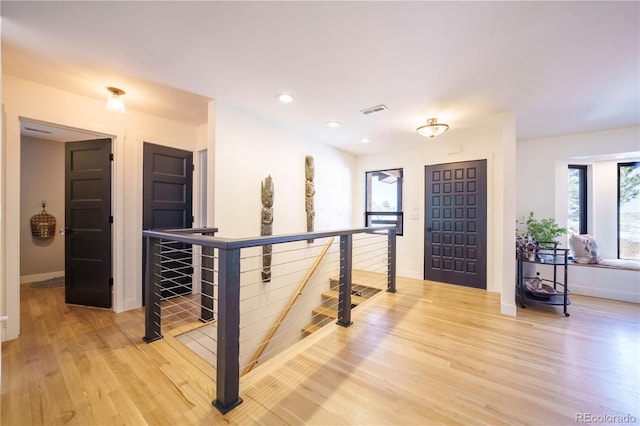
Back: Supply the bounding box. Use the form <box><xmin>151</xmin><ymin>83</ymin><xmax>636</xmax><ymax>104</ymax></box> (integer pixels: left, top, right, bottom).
<box><xmin>364</xmin><ymin>168</ymin><xmax>404</xmax><ymax>236</ymax></box>
<box><xmin>617</xmin><ymin>161</ymin><xmax>640</xmax><ymax>260</ymax></box>
<box><xmin>568</xmin><ymin>165</ymin><xmax>588</xmax><ymax>235</ymax></box>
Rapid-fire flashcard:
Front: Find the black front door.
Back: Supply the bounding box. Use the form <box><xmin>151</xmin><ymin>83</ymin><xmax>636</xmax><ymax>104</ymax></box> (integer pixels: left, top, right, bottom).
<box><xmin>424</xmin><ymin>160</ymin><xmax>487</xmax><ymax>289</ymax></box>
<box><xmin>143</xmin><ymin>143</ymin><xmax>194</xmax><ymax>298</ymax></box>
<box><xmin>65</xmin><ymin>138</ymin><xmax>112</xmax><ymax>308</ymax></box>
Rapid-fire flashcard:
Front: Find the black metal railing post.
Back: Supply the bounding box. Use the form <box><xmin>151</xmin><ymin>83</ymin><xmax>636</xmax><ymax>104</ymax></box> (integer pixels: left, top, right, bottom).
<box><xmin>200</xmin><ymin>245</ymin><xmax>215</xmax><ymax>322</ymax></box>
<box><xmin>212</xmin><ymin>247</ymin><xmax>243</xmax><ymax>414</ymax></box>
<box><xmin>143</xmin><ymin>236</ymin><xmax>163</xmax><ymax>343</ymax></box>
<box><xmin>387</xmin><ymin>229</ymin><xmax>397</xmax><ymax>293</ymax></box>
<box><xmin>142</xmin><ymin>225</ymin><xmax>395</xmax><ymax>414</ymax></box>
<box><xmin>200</xmin><ymin>229</ymin><xmax>217</xmax><ymax>322</ymax></box>
<box><xmin>337</xmin><ymin>234</ymin><xmax>353</xmax><ymax>327</ymax></box>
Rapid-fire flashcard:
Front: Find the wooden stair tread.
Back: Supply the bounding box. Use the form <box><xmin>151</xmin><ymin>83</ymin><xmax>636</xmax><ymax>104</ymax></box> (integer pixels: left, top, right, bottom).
<box><xmin>166</xmin><ymin>319</ymin><xmax>215</xmax><ymax>337</ymax></box>
<box><xmin>329</xmin><ymin>278</ymin><xmax>383</xmax><ymax>289</ymax></box>
<box><xmin>301</xmin><ymin>323</ymin><xmax>322</xmax><ymax>335</ymax></box>
<box><xmin>304</xmin><ymin>270</ymin><xmax>384</xmax><ymax>338</ymax></box>
<box><xmin>322</xmin><ymin>290</ymin><xmax>368</xmax><ymax>305</ymax></box>
<box><xmin>328</xmin><ymin>270</ymin><xmax>387</xmax><ymax>291</ymax></box>
<box><xmin>312</xmin><ymin>306</ymin><xmax>338</xmax><ymax>319</ymax></box>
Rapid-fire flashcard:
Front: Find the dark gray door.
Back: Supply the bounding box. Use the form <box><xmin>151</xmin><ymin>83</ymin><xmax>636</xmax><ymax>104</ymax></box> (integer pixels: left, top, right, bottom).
<box><xmin>65</xmin><ymin>138</ymin><xmax>112</xmax><ymax>308</ymax></box>
<box><xmin>425</xmin><ymin>160</ymin><xmax>487</xmax><ymax>289</ymax></box>
<box><xmin>143</xmin><ymin>143</ymin><xmax>194</xmax><ymax>298</ymax></box>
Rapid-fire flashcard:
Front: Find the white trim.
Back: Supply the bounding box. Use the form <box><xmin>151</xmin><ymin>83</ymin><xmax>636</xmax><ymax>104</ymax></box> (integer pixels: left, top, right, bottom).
<box><xmin>569</xmin><ymin>264</ymin><xmax>640</xmax><ymax>303</ymax></box>
<box><xmin>20</xmin><ymin>271</ymin><xmax>65</xmax><ymax>284</ymax></box>
<box><xmin>2</xmin><ymin>103</ymin><xmax>125</xmax><ymax>341</ymax></box>
<box><xmin>501</xmin><ymin>303</ymin><xmax>518</xmax><ymax>316</ymax></box>
<box><xmin>113</xmin><ymin>133</ymin><xmax>126</xmax><ymax>313</ymax></box>
<box><xmin>397</xmin><ymin>270</ymin><xmax>421</xmax><ymax>280</ymax></box>
<box><xmin>193</xmin><ymin>149</ymin><xmax>206</xmax><ymax>295</ymax></box>
<box><xmin>194</xmin><ymin>149</ymin><xmax>208</xmax><ymax>228</ymax></box>
<box><xmin>425</xmin><ymin>153</ymin><xmax>497</xmax><ymax>292</ymax></box>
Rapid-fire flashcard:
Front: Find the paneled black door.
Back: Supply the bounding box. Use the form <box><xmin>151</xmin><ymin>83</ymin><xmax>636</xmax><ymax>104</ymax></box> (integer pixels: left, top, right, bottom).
<box><xmin>424</xmin><ymin>160</ymin><xmax>487</xmax><ymax>289</ymax></box>
<box><xmin>143</xmin><ymin>143</ymin><xmax>194</xmax><ymax>298</ymax></box>
<box><xmin>65</xmin><ymin>138</ymin><xmax>112</xmax><ymax>308</ymax></box>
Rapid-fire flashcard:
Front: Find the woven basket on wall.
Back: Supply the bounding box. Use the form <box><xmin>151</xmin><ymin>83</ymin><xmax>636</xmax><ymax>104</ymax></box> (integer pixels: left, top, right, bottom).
<box><xmin>30</xmin><ymin>202</ymin><xmax>56</xmax><ymax>239</ymax></box>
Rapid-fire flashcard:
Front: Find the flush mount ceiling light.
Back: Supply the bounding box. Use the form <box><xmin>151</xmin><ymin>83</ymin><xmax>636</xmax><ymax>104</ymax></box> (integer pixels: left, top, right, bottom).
<box><xmin>326</xmin><ymin>121</ymin><xmax>341</xmax><ymax>128</ymax></box>
<box><xmin>416</xmin><ymin>117</ymin><xmax>449</xmax><ymax>138</ymax></box>
<box><xmin>361</xmin><ymin>138</ymin><xmax>371</xmax><ymax>144</ymax></box>
<box><xmin>106</xmin><ymin>86</ymin><xmax>126</xmax><ymax>113</ymax></box>
<box><xmin>276</xmin><ymin>92</ymin><xmax>294</xmax><ymax>103</ymax></box>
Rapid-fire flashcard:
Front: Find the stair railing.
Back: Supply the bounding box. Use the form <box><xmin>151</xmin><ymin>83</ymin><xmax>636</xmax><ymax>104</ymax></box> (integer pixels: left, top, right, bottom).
<box><xmin>241</xmin><ymin>236</ymin><xmax>335</xmax><ymax>376</ymax></box>
<box><xmin>142</xmin><ymin>226</ymin><xmax>396</xmax><ymax>414</ymax></box>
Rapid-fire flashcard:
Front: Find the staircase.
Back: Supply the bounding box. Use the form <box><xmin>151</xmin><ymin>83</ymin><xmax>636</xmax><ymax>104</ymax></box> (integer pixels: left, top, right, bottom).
<box><xmin>302</xmin><ymin>271</ymin><xmax>383</xmax><ymax>335</ymax></box>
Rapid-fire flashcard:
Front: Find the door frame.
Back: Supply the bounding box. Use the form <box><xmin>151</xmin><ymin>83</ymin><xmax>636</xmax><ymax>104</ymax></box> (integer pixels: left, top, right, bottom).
<box><xmin>422</xmin><ymin>154</ymin><xmax>497</xmax><ymax>293</ymax></box>
<box><xmin>424</xmin><ymin>159</ymin><xmax>487</xmax><ymax>289</ymax></box>
<box><xmin>4</xmin><ymin>114</ymin><xmax>121</xmax><ymax>341</ymax></box>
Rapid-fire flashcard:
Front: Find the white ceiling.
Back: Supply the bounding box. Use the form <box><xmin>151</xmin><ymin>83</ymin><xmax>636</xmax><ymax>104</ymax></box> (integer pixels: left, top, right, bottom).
<box><xmin>2</xmin><ymin>1</ymin><xmax>638</xmax><ymax>155</ymax></box>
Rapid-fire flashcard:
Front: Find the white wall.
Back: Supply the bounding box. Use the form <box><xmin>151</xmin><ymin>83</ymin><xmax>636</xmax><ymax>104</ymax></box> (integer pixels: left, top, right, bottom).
<box><xmin>213</xmin><ymin>102</ymin><xmax>354</xmax><ymax>237</ymax></box>
<box><xmin>591</xmin><ymin>160</ymin><xmax>626</xmax><ymax>257</ymax></box>
<box><xmin>213</xmin><ymin>101</ymin><xmax>356</xmax><ymax>366</ymax></box>
<box><xmin>353</xmin><ymin>113</ymin><xmax>517</xmax><ymax>315</ymax></box>
<box><xmin>517</xmin><ymin>126</ymin><xmax>640</xmax><ymax>256</ymax></box>
<box><xmin>20</xmin><ymin>136</ymin><xmax>65</xmax><ymax>280</ymax></box>
<box><xmin>2</xmin><ymin>75</ymin><xmax>203</xmax><ymax>341</ymax></box>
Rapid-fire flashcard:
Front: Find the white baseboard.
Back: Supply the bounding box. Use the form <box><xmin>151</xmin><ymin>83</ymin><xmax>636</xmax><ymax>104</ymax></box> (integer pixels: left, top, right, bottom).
<box><xmin>20</xmin><ymin>271</ymin><xmax>65</xmax><ymax>284</ymax></box>
<box><xmin>571</xmin><ymin>284</ymin><xmax>639</xmax><ymax>304</ymax></box>
<box><xmin>569</xmin><ymin>264</ymin><xmax>639</xmax><ymax>303</ymax></box>
<box><xmin>123</xmin><ymin>298</ymin><xmax>142</xmax><ymax>313</ymax></box>
<box><xmin>397</xmin><ymin>269</ymin><xmax>422</xmax><ymax>280</ymax></box>
<box><xmin>501</xmin><ymin>302</ymin><xmax>517</xmax><ymax>316</ymax></box>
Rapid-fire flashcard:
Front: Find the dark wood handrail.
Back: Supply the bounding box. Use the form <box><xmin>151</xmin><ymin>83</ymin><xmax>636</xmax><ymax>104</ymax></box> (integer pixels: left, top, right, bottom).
<box><xmin>142</xmin><ymin>226</ymin><xmax>392</xmax><ymax>250</ymax></box>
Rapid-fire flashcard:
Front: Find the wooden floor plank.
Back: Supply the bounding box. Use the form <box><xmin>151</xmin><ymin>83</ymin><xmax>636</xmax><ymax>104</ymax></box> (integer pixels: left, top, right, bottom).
<box><xmin>2</xmin><ymin>277</ymin><xmax>638</xmax><ymax>425</ymax></box>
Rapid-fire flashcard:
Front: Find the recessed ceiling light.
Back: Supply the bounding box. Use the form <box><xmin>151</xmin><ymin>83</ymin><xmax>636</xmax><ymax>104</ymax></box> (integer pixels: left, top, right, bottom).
<box><xmin>326</xmin><ymin>121</ymin><xmax>341</xmax><ymax>127</ymax></box>
<box><xmin>361</xmin><ymin>138</ymin><xmax>370</xmax><ymax>144</ymax></box>
<box><xmin>276</xmin><ymin>92</ymin><xmax>294</xmax><ymax>103</ymax></box>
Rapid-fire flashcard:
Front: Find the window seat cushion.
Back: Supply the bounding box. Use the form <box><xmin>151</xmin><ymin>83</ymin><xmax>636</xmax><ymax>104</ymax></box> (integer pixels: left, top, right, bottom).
<box><xmin>571</xmin><ymin>258</ymin><xmax>640</xmax><ymax>271</ymax></box>
<box><xmin>596</xmin><ymin>258</ymin><xmax>640</xmax><ymax>271</ymax></box>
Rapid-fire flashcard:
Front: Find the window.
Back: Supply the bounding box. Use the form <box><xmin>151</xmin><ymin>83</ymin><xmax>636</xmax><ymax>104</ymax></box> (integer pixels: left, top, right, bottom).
<box><xmin>365</xmin><ymin>168</ymin><xmax>403</xmax><ymax>235</ymax></box>
<box><xmin>618</xmin><ymin>162</ymin><xmax>640</xmax><ymax>260</ymax></box>
<box><xmin>568</xmin><ymin>165</ymin><xmax>587</xmax><ymax>234</ymax></box>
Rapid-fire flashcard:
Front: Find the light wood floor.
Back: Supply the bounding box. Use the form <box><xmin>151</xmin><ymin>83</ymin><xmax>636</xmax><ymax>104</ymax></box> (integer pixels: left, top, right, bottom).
<box><xmin>2</xmin><ymin>278</ymin><xmax>638</xmax><ymax>425</ymax></box>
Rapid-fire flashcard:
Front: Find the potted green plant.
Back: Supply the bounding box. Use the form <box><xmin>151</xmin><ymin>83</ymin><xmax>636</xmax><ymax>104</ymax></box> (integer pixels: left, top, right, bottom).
<box><xmin>518</xmin><ymin>211</ymin><xmax>567</xmax><ymax>248</ymax></box>
<box><xmin>516</xmin><ymin>212</ymin><xmax>567</xmax><ymax>278</ymax></box>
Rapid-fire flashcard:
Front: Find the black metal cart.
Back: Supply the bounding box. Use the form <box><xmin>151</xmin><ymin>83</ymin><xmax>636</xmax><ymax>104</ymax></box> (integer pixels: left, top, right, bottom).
<box><xmin>516</xmin><ymin>243</ymin><xmax>570</xmax><ymax>316</ymax></box>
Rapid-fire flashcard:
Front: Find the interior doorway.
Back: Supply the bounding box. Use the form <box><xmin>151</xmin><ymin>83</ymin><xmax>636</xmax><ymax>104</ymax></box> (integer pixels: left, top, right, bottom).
<box><xmin>424</xmin><ymin>159</ymin><xmax>487</xmax><ymax>289</ymax></box>
<box><xmin>19</xmin><ymin>119</ymin><xmax>114</xmax><ymax>308</ymax></box>
<box><xmin>142</xmin><ymin>142</ymin><xmax>194</xmax><ymax>299</ymax></box>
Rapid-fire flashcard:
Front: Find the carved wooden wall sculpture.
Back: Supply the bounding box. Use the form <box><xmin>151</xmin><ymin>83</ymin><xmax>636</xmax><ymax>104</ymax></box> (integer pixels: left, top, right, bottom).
<box><xmin>305</xmin><ymin>156</ymin><xmax>315</xmax><ymax>243</ymax></box>
<box><xmin>261</xmin><ymin>175</ymin><xmax>274</xmax><ymax>282</ymax></box>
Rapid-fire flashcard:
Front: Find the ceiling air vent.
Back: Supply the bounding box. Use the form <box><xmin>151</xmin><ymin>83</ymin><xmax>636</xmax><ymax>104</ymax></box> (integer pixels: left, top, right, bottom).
<box><xmin>360</xmin><ymin>104</ymin><xmax>388</xmax><ymax>115</ymax></box>
<box><xmin>24</xmin><ymin>127</ymin><xmax>53</xmax><ymax>134</ymax></box>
